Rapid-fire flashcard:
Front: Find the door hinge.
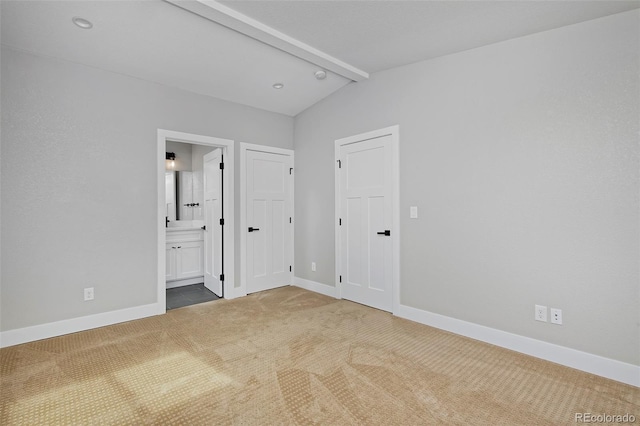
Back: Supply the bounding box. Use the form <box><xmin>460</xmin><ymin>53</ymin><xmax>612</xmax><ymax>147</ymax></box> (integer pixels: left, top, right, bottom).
<box><xmin>219</xmin><ymin>274</ymin><xmax>225</xmax><ymax>281</ymax></box>
<box><xmin>289</xmin><ymin>266</ymin><xmax>292</xmax><ymax>272</ymax></box>
<box><xmin>289</xmin><ymin>167</ymin><xmax>293</xmax><ymax>175</ymax></box>
<box><xmin>219</xmin><ymin>162</ymin><xmax>224</xmax><ymax>170</ymax></box>
<box><xmin>339</xmin><ymin>275</ymin><xmax>342</xmax><ymax>283</ymax></box>
<box><xmin>219</xmin><ymin>218</ymin><xmax>224</xmax><ymax>225</ymax></box>
<box><xmin>337</xmin><ymin>159</ymin><xmax>341</xmax><ymax>168</ymax></box>
<box><xmin>289</xmin><ymin>217</ymin><xmax>292</xmax><ymax>224</ymax></box>
<box><xmin>339</xmin><ymin>218</ymin><xmax>342</xmax><ymax>226</ymax></box>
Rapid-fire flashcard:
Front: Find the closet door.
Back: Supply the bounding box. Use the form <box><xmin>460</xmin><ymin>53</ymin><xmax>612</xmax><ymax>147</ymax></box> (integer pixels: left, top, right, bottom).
<box><xmin>246</xmin><ymin>150</ymin><xmax>293</xmax><ymax>294</ymax></box>
<box><xmin>338</xmin><ymin>135</ymin><xmax>393</xmax><ymax>312</ymax></box>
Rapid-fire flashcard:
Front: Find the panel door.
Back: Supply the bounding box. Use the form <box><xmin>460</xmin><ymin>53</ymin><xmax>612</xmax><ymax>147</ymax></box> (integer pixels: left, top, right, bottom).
<box><xmin>339</xmin><ymin>135</ymin><xmax>393</xmax><ymax>312</ymax></box>
<box><xmin>203</xmin><ymin>149</ymin><xmax>223</xmax><ymax>296</ymax></box>
<box><xmin>246</xmin><ymin>150</ymin><xmax>293</xmax><ymax>293</ymax></box>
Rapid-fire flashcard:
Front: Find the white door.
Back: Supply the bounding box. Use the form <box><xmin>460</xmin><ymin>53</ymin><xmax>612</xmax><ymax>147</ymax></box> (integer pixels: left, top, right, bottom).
<box><xmin>246</xmin><ymin>150</ymin><xmax>293</xmax><ymax>293</ymax></box>
<box><xmin>338</xmin><ymin>134</ymin><xmax>394</xmax><ymax>312</ymax></box>
<box><xmin>203</xmin><ymin>149</ymin><xmax>223</xmax><ymax>297</ymax></box>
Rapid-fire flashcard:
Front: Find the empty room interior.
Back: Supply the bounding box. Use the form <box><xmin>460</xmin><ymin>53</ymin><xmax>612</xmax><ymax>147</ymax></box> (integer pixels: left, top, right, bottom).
<box><xmin>1</xmin><ymin>0</ymin><xmax>639</xmax><ymax>424</ymax></box>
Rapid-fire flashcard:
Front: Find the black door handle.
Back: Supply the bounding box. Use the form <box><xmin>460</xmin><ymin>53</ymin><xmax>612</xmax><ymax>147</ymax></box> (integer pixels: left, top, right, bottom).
<box><xmin>377</xmin><ymin>230</ymin><xmax>391</xmax><ymax>236</ymax></box>
<box><xmin>248</xmin><ymin>227</ymin><xmax>260</xmax><ymax>232</ymax></box>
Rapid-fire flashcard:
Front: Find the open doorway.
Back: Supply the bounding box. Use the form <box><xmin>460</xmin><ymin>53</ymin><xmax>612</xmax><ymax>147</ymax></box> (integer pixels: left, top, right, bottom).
<box><xmin>165</xmin><ymin>142</ymin><xmax>220</xmax><ymax>309</ymax></box>
<box><xmin>157</xmin><ymin>130</ymin><xmax>235</xmax><ymax>313</ymax></box>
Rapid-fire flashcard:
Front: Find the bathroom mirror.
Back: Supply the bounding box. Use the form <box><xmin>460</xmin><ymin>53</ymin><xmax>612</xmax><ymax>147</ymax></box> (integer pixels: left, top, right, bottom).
<box><xmin>165</xmin><ymin>171</ymin><xmax>204</xmax><ymax>222</ymax></box>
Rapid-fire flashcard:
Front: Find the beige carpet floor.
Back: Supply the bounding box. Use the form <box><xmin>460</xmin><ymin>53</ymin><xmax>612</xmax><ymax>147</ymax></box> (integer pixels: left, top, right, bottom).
<box><xmin>1</xmin><ymin>286</ymin><xmax>638</xmax><ymax>425</ymax></box>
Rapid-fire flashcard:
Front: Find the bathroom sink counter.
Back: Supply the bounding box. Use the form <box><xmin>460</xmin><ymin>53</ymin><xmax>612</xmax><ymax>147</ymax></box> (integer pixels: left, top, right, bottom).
<box><xmin>166</xmin><ymin>220</ymin><xmax>205</xmax><ymax>233</ymax></box>
<box><xmin>166</xmin><ymin>226</ymin><xmax>203</xmax><ymax>232</ymax></box>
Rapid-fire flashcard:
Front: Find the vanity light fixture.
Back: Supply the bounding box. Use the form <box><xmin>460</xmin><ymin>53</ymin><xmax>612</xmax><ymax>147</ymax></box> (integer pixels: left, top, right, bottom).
<box><xmin>272</xmin><ymin>83</ymin><xmax>284</xmax><ymax>89</ymax></box>
<box><xmin>72</xmin><ymin>17</ymin><xmax>93</xmax><ymax>29</ymax></box>
<box><xmin>166</xmin><ymin>152</ymin><xmax>176</xmax><ymax>169</ymax></box>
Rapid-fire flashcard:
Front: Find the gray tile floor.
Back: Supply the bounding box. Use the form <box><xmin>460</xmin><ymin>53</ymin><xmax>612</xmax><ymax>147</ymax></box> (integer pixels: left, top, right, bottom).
<box><xmin>166</xmin><ymin>283</ymin><xmax>220</xmax><ymax>310</ymax></box>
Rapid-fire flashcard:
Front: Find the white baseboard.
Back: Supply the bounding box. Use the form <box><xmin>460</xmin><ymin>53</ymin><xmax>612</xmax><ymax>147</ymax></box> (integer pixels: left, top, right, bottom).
<box><xmin>293</xmin><ymin>276</ymin><xmax>338</xmax><ymax>298</ymax></box>
<box><xmin>395</xmin><ymin>304</ymin><xmax>639</xmax><ymax>388</ymax></box>
<box><xmin>0</xmin><ymin>303</ymin><xmax>162</xmax><ymax>348</ymax></box>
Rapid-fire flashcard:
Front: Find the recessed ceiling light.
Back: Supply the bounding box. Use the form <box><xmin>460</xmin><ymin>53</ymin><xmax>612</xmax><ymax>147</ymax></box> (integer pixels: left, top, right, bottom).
<box><xmin>272</xmin><ymin>83</ymin><xmax>284</xmax><ymax>89</ymax></box>
<box><xmin>72</xmin><ymin>17</ymin><xmax>93</xmax><ymax>29</ymax></box>
<box><xmin>314</xmin><ymin>70</ymin><xmax>327</xmax><ymax>80</ymax></box>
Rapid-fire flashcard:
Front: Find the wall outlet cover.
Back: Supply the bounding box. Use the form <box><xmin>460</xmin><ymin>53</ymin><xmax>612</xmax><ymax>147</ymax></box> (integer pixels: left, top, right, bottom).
<box><xmin>535</xmin><ymin>304</ymin><xmax>547</xmax><ymax>322</ymax></box>
<box><xmin>84</xmin><ymin>287</ymin><xmax>94</xmax><ymax>301</ymax></box>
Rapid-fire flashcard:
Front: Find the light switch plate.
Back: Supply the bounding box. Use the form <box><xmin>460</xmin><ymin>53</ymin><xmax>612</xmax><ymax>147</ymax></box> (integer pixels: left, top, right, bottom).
<box><xmin>410</xmin><ymin>206</ymin><xmax>418</xmax><ymax>219</ymax></box>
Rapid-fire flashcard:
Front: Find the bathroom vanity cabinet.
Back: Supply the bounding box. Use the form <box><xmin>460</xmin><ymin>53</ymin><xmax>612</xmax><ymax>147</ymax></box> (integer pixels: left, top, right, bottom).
<box><xmin>166</xmin><ymin>228</ymin><xmax>204</xmax><ymax>288</ymax></box>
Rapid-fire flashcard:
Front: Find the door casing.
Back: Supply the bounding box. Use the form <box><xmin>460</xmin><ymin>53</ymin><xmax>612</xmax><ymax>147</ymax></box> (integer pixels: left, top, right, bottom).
<box><xmin>157</xmin><ymin>129</ymin><xmax>236</xmax><ymax>314</ymax></box>
<box><xmin>334</xmin><ymin>125</ymin><xmax>401</xmax><ymax>313</ymax></box>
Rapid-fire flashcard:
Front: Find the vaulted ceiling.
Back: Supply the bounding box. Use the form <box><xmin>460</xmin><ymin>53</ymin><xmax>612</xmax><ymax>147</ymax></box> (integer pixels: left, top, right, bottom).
<box><xmin>2</xmin><ymin>1</ymin><xmax>638</xmax><ymax>116</ymax></box>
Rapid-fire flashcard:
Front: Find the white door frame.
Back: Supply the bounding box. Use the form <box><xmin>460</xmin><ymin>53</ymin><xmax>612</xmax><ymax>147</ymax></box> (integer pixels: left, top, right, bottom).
<box><xmin>240</xmin><ymin>142</ymin><xmax>294</xmax><ymax>296</ymax></box>
<box><xmin>334</xmin><ymin>125</ymin><xmax>400</xmax><ymax>313</ymax></box>
<box><xmin>157</xmin><ymin>129</ymin><xmax>236</xmax><ymax>313</ymax></box>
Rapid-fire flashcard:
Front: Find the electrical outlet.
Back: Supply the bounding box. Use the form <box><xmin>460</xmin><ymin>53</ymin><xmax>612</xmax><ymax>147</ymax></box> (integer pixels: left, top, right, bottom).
<box><xmin>550</xmin><ymin>308</ymin><xmax>563</xmax><ymax>325</ymax></box>
<box><xmin>311</xmin><ymin>262</ymin><xmax>316</xmax><ymax>272</ymax></box>
<box><xmin>535</xmin><ymin>305</ymin><xmax>547</xmax><ymax>322</ymax></box>
<box><xmin>84</xmin><ymin>287</ymin><xmax>94</xmax><ymax>301</ymax></box>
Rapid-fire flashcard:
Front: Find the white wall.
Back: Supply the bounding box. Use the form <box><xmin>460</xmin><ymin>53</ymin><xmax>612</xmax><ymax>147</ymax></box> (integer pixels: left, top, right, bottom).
<box><xmin>0</xmin><ymin>47</ymin><xmax>293</xmax><ymax>332</ymax></box>
<box><xmin>294</xmin><ymin>11</ymin><xmax>639</xmax><ymax>366</ymax></box>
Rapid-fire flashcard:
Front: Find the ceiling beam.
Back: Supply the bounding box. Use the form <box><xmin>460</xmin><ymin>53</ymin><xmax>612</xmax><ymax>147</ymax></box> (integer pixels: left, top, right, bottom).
<box><xmin>164</xmin><ymin>0</ymin><xmax>369</xmax><ymax>82</ymax></box>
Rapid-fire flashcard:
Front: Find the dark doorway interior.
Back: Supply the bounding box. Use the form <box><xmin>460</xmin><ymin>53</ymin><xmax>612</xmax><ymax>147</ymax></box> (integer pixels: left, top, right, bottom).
<box><xmin>166</xmin><ymin>283</ymin><xmax>220</xmax><ymax>310</ymax></box>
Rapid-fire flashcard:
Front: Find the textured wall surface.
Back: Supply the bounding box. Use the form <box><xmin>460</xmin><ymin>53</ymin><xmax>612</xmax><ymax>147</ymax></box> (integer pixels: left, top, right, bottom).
<box><xmin>0</xmin><ymin>47</ymin><xmax>293</xmax><ymax>331</ymax></box>
<box><xmin>294</xmin><ymin>11</ymin><xmax>639</xmax><ymax>364</ymax></box>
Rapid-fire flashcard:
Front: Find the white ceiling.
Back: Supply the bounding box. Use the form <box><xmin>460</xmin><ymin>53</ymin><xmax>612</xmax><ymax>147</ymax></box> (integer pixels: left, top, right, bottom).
<box><xmin>220</xmin><ymin>0</ymin><xmax>640</xmax><ymax>74</ymax></box>
<box><xmin>2</xmin><ymin>1</ymin><xmax>638</xmax><ymax>116</ymax></box>
<box><xmin>0</xmin><ymin>0</ymin><xmax>351</xmax><ymax>116</ymax></box>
